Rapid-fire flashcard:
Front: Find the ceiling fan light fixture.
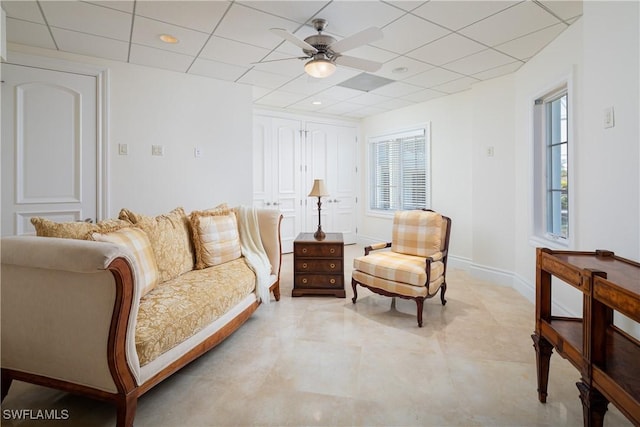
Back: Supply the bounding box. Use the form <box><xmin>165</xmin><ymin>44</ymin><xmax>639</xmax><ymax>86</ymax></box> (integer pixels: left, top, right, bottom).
<box><xmin>305</xmin><ymin>58</ymin><xmax>336</xmax><ymax>78</ymax></box>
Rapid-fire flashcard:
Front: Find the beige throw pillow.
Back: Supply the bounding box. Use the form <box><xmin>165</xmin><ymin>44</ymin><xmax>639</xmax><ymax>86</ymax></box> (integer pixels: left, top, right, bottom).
<box><xmin>31</xmin><ymin>217</ymin><xmax>130</xmax><ymax>240</ymax></box>
<box><xmin>119</xmin><ymin>207</ymin><xmax>194</xmax><ymax>283</ymax></box>
<box><xmin>190</xmin><ymin>210</ymin><xmax>242</xmax><ymax>269</ymax></box>
<box><xmin>91</xmin><ymin>227</ymin><xmax>160</xmax><ymax>296</ymax></box>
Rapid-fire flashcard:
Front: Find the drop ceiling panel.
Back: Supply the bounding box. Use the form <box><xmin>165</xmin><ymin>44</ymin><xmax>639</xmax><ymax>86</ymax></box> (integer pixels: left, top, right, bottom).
<box><xmin>371</xmin><ymin>81</ymin><xmax>423</xmax><ymax>98</ymax></box>
<box><xmin>314</xmin><ymin>1</ymin><xmax>405</xmax><ymax>37</ymax></box>
<box><xmin>237</xmin><ymin>68</ymin><xmax>295</xmax><ymax>90</ymax></box>
<box><xmin>539</xmin><ymin>1</ymin><xmax>583</xmax><ymax>21</ymax></box>
<box><xmin>1</xmin><ymin>1</ymin><xmax>45</xmax><ymax>24</ymax></box>
<box><xmin>472</xmin><ymin>61</ymin><xmax>522</xmax><ymax>80</ymax></box>
<box><xmin>444</xmin><ymin>48</ymin><xmax>516</xmax><ymax>75</ymax></box>
<box><xmin>6</xmin><ymin>19</ymin><xmax>56</xmax><ymax>49</ymax></box>
<box><xmin>254</xmin><ymin>90</ymin><xmax>308</xmax><ymax>108</ymax></box>
<box><xmin>239</xmin><ymin>1</ymin><xmax>330</xmax><ymax>25</ymax></box>
<box><xmin>189</xmin><ymin>58</ymin><xmax>250</xmax><ymax>82</ymax></box>
<box><xmin>135</xmin><ymin>1</ymin><xmax>230</xmax><ymax>34</ymax></box>
<box><xmin>200</xmin><ymin>36</ymin><xmax>271</xmax><ymax>66</ymax></box>
<box><xmin>400</xmin><ymin>88</ymin><xmax>446</xmax><ymax>103</ymax></box>
<box><xmin>132</xmin><ymin>16</ymin><xmax>209</xmax><ymax>56</ymax></box>
<box><xmin>494</xmin><ymin>23</ymin><xmax>567</xmax><ymax>60</ymax></box>
<box><xmin>129</xmin><ymin>44</ymin><xmax>194</xmax><ymax>73</ymax></box>
<box><xmin>52</xmin><ymin>27</ymin><xmax>129</xmax><ymax>61</ymax></box>
<box><xmin>213</xmin><ymin>4</ymin><xmax>299</xmax><ymax>50</ymax></box>
<box><xmin>433</xmin><ymin>76</ymin><xmax>478</xmax><ymax>94</ymax></box>
<box><xmin>459</xmin><ymin>1</ymin><xmax>561</xmax><ymax>47</ymax></box>
<box><xmin>408</xmin><ymin>33</ymin><xmax>486</xmax><ymax>66</ymax></box>
<box><xmin>412</xmin><ymin>1</ymin><xmax>519</xmax><ymax>31</ymax></box>
<box><xmin>87</xmin><ymin>1</ymin><xmax>135</xmax><ymax>14</ymax></box>
<box><xmin>374</xmin><ymin>55</ymin><xmax>434</xmax><ymax>80</ymax></box>
<box><xmin>403</xmin><ymin>67</ymin><xmax>466</xmax><ymax>88</ymax></box>
<box><xmin>373</xmin><ymin>14</ymin><xmax>450</xmax><ymax>54</ymax></box>
<box><xmin>40</xmin><ymin>1</ymin><xmax>132</xmax><ymax>41</ymax></box>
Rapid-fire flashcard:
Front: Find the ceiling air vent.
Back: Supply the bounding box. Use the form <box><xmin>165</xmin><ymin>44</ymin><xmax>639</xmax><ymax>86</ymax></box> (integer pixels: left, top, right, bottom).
<box><xmin>337</xmin><ymin>73</ymin><xmax>394</xmax><ymax>92</ymax></box>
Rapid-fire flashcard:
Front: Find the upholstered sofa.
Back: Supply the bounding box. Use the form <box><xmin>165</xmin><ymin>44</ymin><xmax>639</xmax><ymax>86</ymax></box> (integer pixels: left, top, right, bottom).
<box><xmin>0</xmin><ymin>205</ymin><xmax>282</xmax><ymax>427</ymax></box>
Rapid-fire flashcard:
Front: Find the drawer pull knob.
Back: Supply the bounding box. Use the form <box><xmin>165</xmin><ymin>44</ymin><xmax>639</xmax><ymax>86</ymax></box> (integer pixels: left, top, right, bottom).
<box><xmin>330</xmin><ymin>278</ymin><xmax>336</xmax><ymax>284</ymax></box>
<box><xmin>302</xmin><ymin>278</ymin><xmax>308</xmax><ymax>284</ymax></box>
<box><xmin>302</xmin><ymin>263</ymin><xmax>308</xmax><ymax>269</ymax></box>
<box><xmin>330</xmin><ymin>263</ymin><xmax>336</xmax><ymax>269</ymax></box>
<box><xmin>330</xmin><ymin>248</ymin><xmax>335</xmax><ymax>254</ymax></box>
<box><xmin>302</xmin><ymin>248</ymin><xmax>307</xmax><ymax>253</ymax></box>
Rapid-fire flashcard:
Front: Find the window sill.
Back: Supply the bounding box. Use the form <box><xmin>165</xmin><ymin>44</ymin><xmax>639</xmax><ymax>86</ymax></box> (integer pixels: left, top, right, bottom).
<box><xmin>529</xmin><ymin>234</ymin><xmax>572</xmax><ymax>251</ymax></box>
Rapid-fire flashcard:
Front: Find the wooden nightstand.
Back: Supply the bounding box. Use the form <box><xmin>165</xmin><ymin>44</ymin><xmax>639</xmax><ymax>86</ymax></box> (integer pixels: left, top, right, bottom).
<box><xmin>292</xmin><ymin>232</ymin><xmax>345</xmax><ymax>298</ymax></box>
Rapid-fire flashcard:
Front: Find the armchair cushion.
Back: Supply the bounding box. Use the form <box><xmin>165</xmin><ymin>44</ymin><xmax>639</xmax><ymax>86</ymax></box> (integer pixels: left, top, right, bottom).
<box><xmin>392</xmin><ymin>210</ymin><xmax>442</xmax><ymax>257</ymax></box>
<box><xmin>353</xmin><ymin>251</ymin><xmax>444</xmax><ymax>287</ymax></box>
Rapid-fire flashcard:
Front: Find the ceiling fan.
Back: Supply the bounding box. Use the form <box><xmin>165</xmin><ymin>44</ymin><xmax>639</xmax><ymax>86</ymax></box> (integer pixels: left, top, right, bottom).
<box><xmin>268</xmin><ymin>18</ymin><xmax>383</xmax><ymax>78</ymax></box>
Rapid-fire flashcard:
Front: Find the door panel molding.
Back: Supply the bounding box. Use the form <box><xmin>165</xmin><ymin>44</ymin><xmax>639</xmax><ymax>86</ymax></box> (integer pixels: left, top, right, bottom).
<box><xmin>5</xmin><ymin>50</ymin><xmax>110</xmax><ymax>220</ymax></box>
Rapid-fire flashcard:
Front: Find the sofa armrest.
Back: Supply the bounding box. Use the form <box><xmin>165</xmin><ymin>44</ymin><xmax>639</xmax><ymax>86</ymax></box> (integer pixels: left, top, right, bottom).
<box><xmin>255</xmin><ymin>209</ymin><xmax>283</xmax><ymax>279</ymax></box>
<box><xmin>1</xmin><ymin>236</ymin><xmax>140</xmax><ymax>394</ymax></box>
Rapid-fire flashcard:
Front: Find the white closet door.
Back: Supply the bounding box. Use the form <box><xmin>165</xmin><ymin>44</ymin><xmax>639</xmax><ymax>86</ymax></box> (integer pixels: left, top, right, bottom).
<box><xmin>252</xmin><ymin>115</ymin><xmax>302</xmax><ymax>253</ymax></box>
<box><xmin>1</xmin><ymin>63</ymin><xmax>97</xmax><ymax>236</ymax></box>
<box><xmin>305</xmin><ymin>122</ymin><xmax>358</xmax><ymax>244</ymax></box>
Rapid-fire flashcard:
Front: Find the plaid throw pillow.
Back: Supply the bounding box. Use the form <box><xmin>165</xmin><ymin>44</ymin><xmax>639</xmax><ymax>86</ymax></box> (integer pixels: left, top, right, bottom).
<box><xmin>190</xmin><ymin>211</ymin><xmax>242</xmax><ymax>269</ymax></box>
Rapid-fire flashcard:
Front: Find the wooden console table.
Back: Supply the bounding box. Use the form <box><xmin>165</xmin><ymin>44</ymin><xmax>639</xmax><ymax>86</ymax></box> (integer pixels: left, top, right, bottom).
<box><xmin>532</xmin><ymin>248</ymin><xmax>640</xmax><ymax>426</ymax></box>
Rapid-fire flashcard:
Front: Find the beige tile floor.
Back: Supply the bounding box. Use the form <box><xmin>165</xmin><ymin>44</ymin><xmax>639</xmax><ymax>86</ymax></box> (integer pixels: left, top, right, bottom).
<box><xmin>1</xmin><ymin>244</ymin><xmax>632</xmax><ymax>426</ymax></box>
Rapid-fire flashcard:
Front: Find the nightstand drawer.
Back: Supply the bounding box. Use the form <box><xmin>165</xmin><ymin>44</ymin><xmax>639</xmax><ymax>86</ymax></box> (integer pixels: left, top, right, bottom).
<box><xmin>294</xmin><ymin>274</ymin><xmax>344</xmax><ymax>288</ymax></box>
<box><xmin>294</xmin><ymin>259</ymin><xmax>343</xmax><ymax>273</ymax></box>
<box><xmin>294</xmin><ymin>243</ymin><xmax>343</xmax><ymax>258</ymax></box>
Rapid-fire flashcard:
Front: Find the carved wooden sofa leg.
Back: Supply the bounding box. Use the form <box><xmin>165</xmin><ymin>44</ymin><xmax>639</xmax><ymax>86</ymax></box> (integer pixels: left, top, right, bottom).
<box><xmin>1</xmin><ymin>369</ymin><xmax>12</xmax><ymax>401</ymax></box>
<box><xmin>116</xmin><ymin>392</ymin><xmax>138</xmax><ymax>427</ymax></box>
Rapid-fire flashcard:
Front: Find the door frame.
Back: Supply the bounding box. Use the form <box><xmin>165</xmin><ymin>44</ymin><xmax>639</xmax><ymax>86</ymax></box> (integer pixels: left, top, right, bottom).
<box><xmin>3</xmin><ymin>50</ymin><xmax>110</xmax><ymax>220</ymax></box>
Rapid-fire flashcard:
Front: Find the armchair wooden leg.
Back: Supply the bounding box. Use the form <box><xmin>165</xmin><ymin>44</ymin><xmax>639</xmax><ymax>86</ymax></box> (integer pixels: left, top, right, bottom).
<box><xmin>440</xmin><ymin>282</ymin><xmax>447</xmax><ymax>305</ymax></box>
<box><xmin>351</xmin><ymin>279</ymin><xmax>358</xmax><ymax>304</ymax></box>
<box><xmin>415</xmin><ymin>298</ymin><xmax>424</xmax><ymax>327</ymax></box>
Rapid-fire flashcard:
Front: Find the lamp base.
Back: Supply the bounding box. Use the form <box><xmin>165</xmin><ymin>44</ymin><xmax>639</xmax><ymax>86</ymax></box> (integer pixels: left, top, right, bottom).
<box><xmin>313</xmin><ymin>227</ymin><xmax>326</xmax><ymax>241</ymax></box>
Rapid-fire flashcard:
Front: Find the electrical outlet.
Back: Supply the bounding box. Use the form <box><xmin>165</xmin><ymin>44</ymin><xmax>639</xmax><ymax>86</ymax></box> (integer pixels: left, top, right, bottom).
<box><xmin>152</xmin><ymin>145</ymin><xmax>164</xmax><ymax>156</ymax></box>
<box><xmin>118</xmin><ymin>144</ymin><xmax>128</xmax><ymax>155</ymax></box>
<box><xmin>603</xmin><ymin>106</ymin><xmax>614</xmax><ymax>129</ymax></box>
<box><xmin>194</xmin><ymin>147</ymin><xmax>202</xmax><ymax>158</ymax></box>
<box><xmin>486</xmin><ymin>146</ymin><xmax>494</xmax><ymax>157</ymax></box>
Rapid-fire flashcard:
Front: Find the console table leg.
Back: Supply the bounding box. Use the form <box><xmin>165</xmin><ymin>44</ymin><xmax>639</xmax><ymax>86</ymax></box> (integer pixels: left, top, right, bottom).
<box><xmin>531</xmin><ymin>333</ymin><xmax>554</xmax><ymax>403</ymax></box>
<box><xmin>576</xmin><ymin>381</ymin><xmax>608</xmax><ymax>427</ymax></box>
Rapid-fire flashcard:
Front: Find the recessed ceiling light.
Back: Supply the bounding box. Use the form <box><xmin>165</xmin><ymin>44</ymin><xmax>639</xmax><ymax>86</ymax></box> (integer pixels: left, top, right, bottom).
<box><xmin>159</xmin><ymin>34</ymin><xmax>179</xmax><ymax>44</ymax></box>
<box><xmin>392</xmin><ymin>67</ymin><xmax>408</xmax><ymax>74</ymax></box>
<box><xmin>312</xmin><ymin>100</ymin><xmax>322</xmax><ymax>105</ymax></box>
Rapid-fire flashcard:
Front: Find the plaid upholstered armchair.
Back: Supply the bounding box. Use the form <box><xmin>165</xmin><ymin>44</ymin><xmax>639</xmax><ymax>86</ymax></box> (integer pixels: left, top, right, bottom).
<box><xmin>351</xmin><ymin>209</ymin><xmax>452</xmax><ymax>327</ymax></box>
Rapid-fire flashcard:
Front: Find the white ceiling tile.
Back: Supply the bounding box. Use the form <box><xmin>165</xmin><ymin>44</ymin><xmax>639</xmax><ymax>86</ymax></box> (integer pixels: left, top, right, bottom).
<box><xmin>253</xmin><ymin>53</ymin><xmax>307</xmax><ymax>77</ymax></box>
<box><xmin>132</xmin><ymin>16</ymin><xmax>209</xmax><ymax>56</ymax></box>
<box><xmin>189</xmin><ymin>57</ymin><xmax>250</xmax><ymax>82</ymax></box>
<box><xmin>318</xmin><ymin>101</ymin><xmax>366</xmax><ymax>115</ymax></box>
<box><xmin>350</xmin><ymin>105</ymin><xmax>387</xmax><ymax>117</ymax></box>
<box><xmin>375</xmin><ymin>97</ymin><xmax>415</xmax><ymax>110</ymax></box>
<box><xmin>443</xmin><ymin>48</ymin><xmax>516</xmax><ymax>75</ymax></box>
<box><xmin>373</xmin><ymin>14</ymin><xmax>450</xmax><ymax>54</ymax></box>
<box><xmin>459</xmin><ymin>1</ymin><xmax>561</xmax><ymax>47</ymax></box>
<box><xmin>40</xmin><ymin>1</ymin><xmax>132</xmax><ymax>41</ymax></box>
<box><xmin>412</xmin><ymin>1</ymin><xmax>519</xmax><ymax>31</ymax></box>
<box><xmin>321</xmin><ymin>86</ymin><xmax>363</xmax><ymax>101</ymax></box>
<box><xmin>432</xmin><ymin>76</ymin><xmax>478</xmax><ymax>94</ymax></box>
<box><xmin>237</xmin><ymin>69</ymin><xmax>295</xmax><ymax>90</ymax></box>
<box><xmin>374</xmin><ymin>56</ymin><xmax>434</xmax><ymax>80</ymax></box>
<box><xmin>238</xmin><ymin>1</ymin><xmax>330</xmax><ymax>24</ymax></box>
<box><xmin>87</xmin><ymin>1</ymin><xmax>135</xmax><ymax>14</ymax></box>
<box><xmin>349</xmin><ymin>92</ymin><xmax>393</xmax><ymax>106</ymax></box>
<box><xmin>385</xmin><ymin>1</ymin><xmax>427</xmax><ymax>13</ymax></box>
<box><xmin>200</xmin><ymin>36</ymin><xmax>272</xmax><ymax>67</ymax></box>
<box><xmin>494</xmin><ymin>23</ymin><xmax>567</xmax><ymax>60</ymax></box>
<box><xmin>408</xmin><ymin>33</ymin><xmax>486</xmax><ymax>66</ymax></box>
<box><xmin>278</xmin><ymin>74</ymin><xmax>335</xmax><ymax>96</ymax></box>
<box><xmin>52</xmin><ymin>27</ymin><xmax>129</xmax><ymax>62</ymax></box>
<box><xmin>313</xmin><ymin>1</ymin><xmax>405</xmax><ymax>38</ymax></box>
<box><xmin>6</xmin><ymin>19</ymin><xmax>56</xmax><ymax>49</ymax></box>
<box><xmin>400</xmin><ymin>88</ymin><xmax>446</xmax><ymax>103</ymax></box>
<box><xmin>289</xmin><ymin>95</ymin><xmax>341</xmax><ymax>113</ymax></box>
<box><xmin>402</xmin><ymin>67</ymin><xmax>465</xmax><ymax>88</ymax></box>
<box><xmin>251</xmin><ymin>86</ymin><xmax>271</xmax><ymax>100</ymax></box>
<box><xmin>129</xmin><ymin>44</ymin><xmax>194</xmax><ymax>73</ymax></box>
<box><xmin>136</xmin><ymin>1</ymin><xmax>230</xmax><ymax>34</ymax></box>
<box><xmin>2</xmin><ymin>1</ymin><xmax>45</xmax><ymax>23</ymax></box>
<box><xmin>472</xmin><ymin>61</ymin><xmax>523</xmax><ymax>80</ymax></box>
<box><xmin>340</xmin><ymin>44</ymin><xmax>398</xmax><ymax>64</ymax></box>
<box><xmin>214</xmin><ymin>3</ymin><xmax>300</xmax><ymax>50</ymax></box>
<box><xmin>539</xmin><ymin>1</ymin><xmax>583</xmax><ymax>21</ymax></box>
<box><xmin>254</xmin><ymin>90</ymin><xmax>308</xmax><ymax>108</ymax></box>
<box><xmin>370</xmin><ymin>81</ymin><xmax>422</xmax><ymax>98</ymax></box>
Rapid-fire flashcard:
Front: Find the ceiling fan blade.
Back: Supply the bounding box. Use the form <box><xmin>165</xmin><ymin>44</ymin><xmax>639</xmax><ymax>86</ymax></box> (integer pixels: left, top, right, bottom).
<box><xmin>329</xmin><ymin>27</ymin><xmax>383</xmax><ymax>54</ymax></box>
<box><xmin>270</xmin><ymin>28</ymin><xmax>318</xmax><ymax>54</ymax></box>
<box><xmin>334</xmin><ymin>55</ymin><xmax>383</xmax><ymax>72</ymax></box>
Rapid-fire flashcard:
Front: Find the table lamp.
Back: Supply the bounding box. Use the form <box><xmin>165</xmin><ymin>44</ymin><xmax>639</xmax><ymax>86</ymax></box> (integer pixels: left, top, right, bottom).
<box><xmin>308</xmin><ymin>179</ymin><xmax>329</xmax><ymax>240</ymax></box>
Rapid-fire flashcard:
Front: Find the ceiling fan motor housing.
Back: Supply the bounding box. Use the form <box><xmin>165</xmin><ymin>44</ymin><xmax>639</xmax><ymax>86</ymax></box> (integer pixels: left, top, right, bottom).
<box><xmin>303</xmin><ymin>34</ymin><xmax>337</xmax><ymax>57</ymax></box>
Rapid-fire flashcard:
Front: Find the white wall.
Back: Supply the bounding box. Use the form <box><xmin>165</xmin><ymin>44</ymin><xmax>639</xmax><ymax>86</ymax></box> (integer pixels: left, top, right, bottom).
<box><xmin>7</xmin><ymin>43</ymin><xmax>254</xmax><ymax>218</ymax></box>
<box><xmin>360</xmin><ymin>1</ymin><xmax>640</xmax><ymax>327</ymax></box>
<box><xmin>360</xmin><ymin>91</ymin><xmax>474</xmax><ymax>265</ymax></box>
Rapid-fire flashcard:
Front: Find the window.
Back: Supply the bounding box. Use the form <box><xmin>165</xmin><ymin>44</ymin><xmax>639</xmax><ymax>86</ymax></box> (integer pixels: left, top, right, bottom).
<box><xmin>369</xmin><ymin>126</ymin><xmax>431</xmax><ymax>213</ymax></box>
<box><xmin>533</xmin><ymin>85</ymin><xmax>571</xmax><ymax>244</ymax></box>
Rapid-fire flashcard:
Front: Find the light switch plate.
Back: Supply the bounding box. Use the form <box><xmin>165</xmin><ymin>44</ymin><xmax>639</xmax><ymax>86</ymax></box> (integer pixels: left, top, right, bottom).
<box><xmin>118</xmin><ymin>144</ymin><xmax>128</xmax><ymax>155</ymax></box>
<box><xmin>152</xmin><ymin>145</ymin><xmax>164</xmax><ymax>156</ymax></box>
<box><xmin>603</xmin><ymin>107</ymin><xmax>614</xmax><ymax>129</ymax></box>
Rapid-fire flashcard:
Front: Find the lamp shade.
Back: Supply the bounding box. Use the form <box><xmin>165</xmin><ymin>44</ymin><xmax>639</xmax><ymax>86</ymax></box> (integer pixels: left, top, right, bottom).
<box><xmin>308</xmin><ymin>179</ymin><xmax>329</xmax><ymax>197</ymax></box>
<box><xmin>304</xmin><ymin>58</ymin><xmax>336</xmax><ymax>78</ymax></box>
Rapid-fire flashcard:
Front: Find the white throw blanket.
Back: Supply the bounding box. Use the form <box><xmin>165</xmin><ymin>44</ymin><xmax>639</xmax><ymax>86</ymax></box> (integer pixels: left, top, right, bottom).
<box><xmin>235</xmin><ymin>206</ymin><xmax>272</xmax><ymax>304</ymax></box>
